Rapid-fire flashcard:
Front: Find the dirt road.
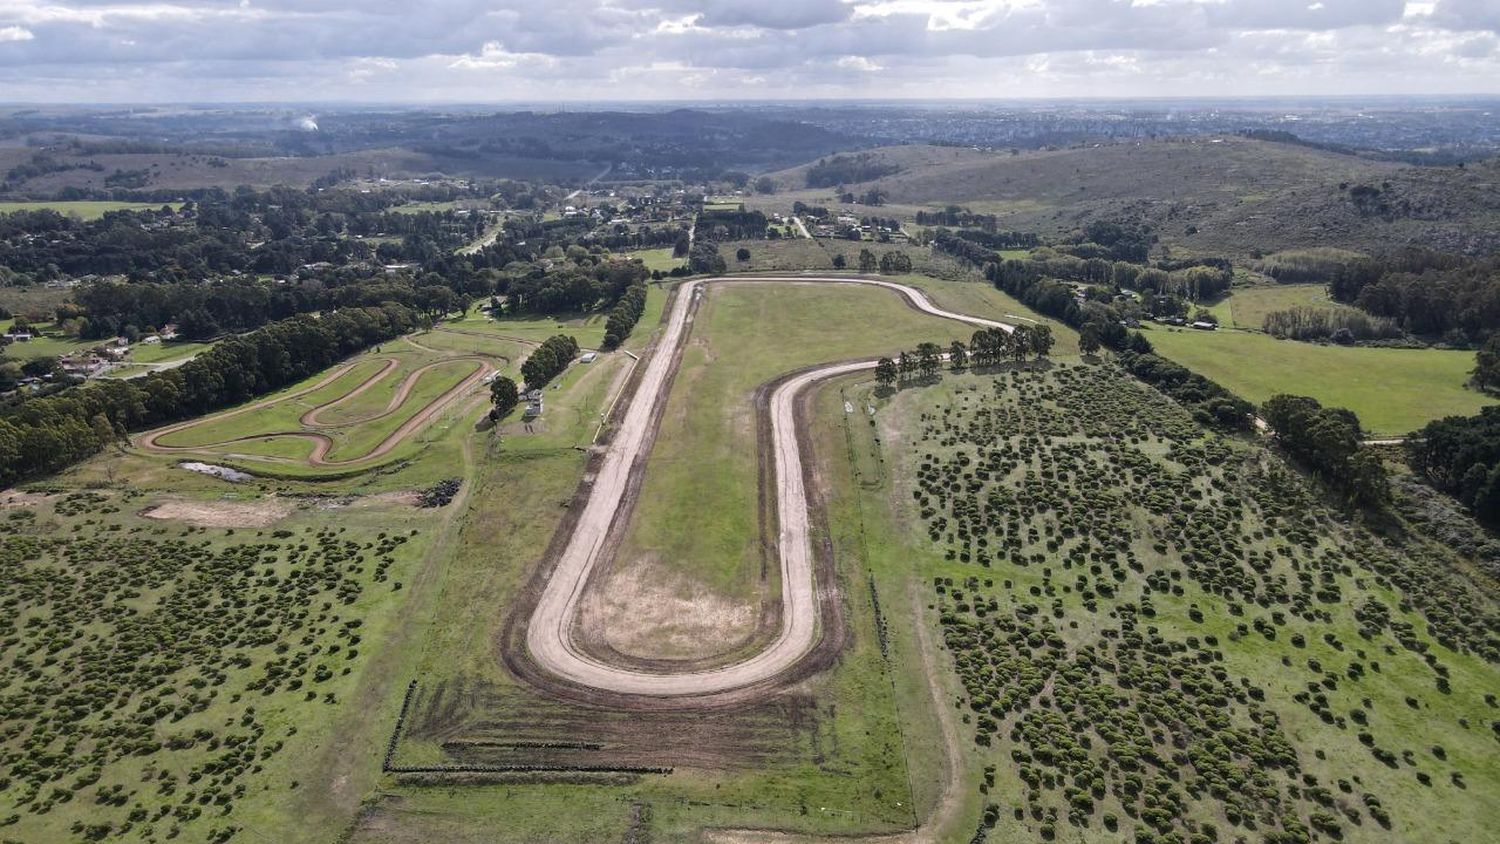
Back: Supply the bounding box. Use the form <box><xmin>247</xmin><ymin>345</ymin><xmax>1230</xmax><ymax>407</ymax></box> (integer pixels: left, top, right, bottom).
<box><xmin>524</xmin><ymin>276</ymin><xmax>1012</xmax><ymax>698</ymax></box>
<box><xmin>137</xmin><ymin>354</ymin><xmax>496</xmax><ymax>468</ymax></box>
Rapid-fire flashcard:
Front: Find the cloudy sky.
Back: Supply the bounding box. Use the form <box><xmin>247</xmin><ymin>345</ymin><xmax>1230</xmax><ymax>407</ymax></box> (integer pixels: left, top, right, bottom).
<box><xmin>1</xmin><ymin>0</ymin><xmax>1497</xmax><ymax>102</ymax></box>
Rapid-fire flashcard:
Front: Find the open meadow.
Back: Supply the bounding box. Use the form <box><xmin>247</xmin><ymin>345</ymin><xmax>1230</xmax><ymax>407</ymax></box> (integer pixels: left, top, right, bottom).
<box><xmin>1145</xmin><ymin>327</ymin><xmax>1492</xmax><ymax>436</ymax></box>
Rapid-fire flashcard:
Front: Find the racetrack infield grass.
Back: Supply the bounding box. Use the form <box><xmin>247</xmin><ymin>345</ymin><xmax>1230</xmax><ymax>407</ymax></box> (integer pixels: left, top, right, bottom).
<box><xmin>863</xmin><ymin>362</ymin><xmax>1500</xmax><ymax>842</ymax></box>
<box><xmin>0</xmin><ymin>486</ymin><xmax>439</xmax><ymax>844</ymax></box>
<box><xmin>609</xmin><ymin>280</ymin><xmax>1027</xmax><ymax>665</ymax></box>
<box><xmin>1143</xmin><ymin>326</ymin><xmax>1492</xmax><ymax>436</ymax></box>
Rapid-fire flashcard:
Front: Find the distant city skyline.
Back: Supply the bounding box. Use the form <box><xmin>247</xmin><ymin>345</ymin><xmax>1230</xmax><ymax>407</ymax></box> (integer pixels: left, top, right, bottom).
<box><xmin>1</xmin><ymin>1</ymin><xmax>1497</xmax><ymax>103</ymax></box>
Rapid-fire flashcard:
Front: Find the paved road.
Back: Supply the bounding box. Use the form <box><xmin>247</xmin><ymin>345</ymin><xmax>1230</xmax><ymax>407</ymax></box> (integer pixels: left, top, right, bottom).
<box><xmin>525</xmin><ymin>275</ymin><xmax>1013</xmax><ymax>697</ymax></box>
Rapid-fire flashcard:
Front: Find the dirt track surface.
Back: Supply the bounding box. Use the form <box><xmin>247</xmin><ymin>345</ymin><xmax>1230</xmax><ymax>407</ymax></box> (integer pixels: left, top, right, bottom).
<box><xmin>136</xmin><ymin>353</ymin><xmax>496</xmax><ymax>468</ymax></box>
<box><xmin>524</xmin><ymin>276</ymin><xmax>1013</xmax><ymax>699</ymax></box>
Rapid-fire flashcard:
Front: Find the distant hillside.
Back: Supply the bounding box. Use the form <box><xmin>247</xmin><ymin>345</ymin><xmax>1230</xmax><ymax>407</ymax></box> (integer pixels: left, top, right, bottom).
<box><xmin>0</xmin><ymin>109</ymin><xmax>866</xmax><ymax>195</ymax></box>
<box><xmin>767</xmin><ymin>137</ymin><xmax>1500</xmax><ymax>257</ymax></box>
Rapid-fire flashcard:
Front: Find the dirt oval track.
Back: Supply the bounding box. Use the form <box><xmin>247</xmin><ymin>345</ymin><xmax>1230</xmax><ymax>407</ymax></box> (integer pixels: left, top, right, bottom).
<box><xmin>522</xmin><ymin>276</ymin><xmax>1013</xmax><ymax>700</ymax></box>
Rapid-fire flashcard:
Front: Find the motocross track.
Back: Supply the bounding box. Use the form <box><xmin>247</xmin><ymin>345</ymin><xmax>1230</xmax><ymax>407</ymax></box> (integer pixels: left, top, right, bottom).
<box><xmin>515</xmin><ymin>276</ymin><xmax>1012</xmax><ymax>703</ymax></box>
<box><xmin>137</xmin><ymin>353</ymin><xmax>497</xmax><ymax>468</ymax></box>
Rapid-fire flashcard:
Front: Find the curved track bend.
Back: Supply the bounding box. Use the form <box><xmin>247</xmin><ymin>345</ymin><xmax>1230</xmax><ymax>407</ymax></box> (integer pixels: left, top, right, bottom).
<box><xmin>525</xmin><ymin>276</ymin><xmax>1013</xmax><ymax>698</ymax></box>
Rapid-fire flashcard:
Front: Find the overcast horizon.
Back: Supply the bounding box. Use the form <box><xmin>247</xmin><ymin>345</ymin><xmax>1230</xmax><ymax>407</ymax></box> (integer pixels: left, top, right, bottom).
<box><xmin>2</xmin><ymin>1</ymin><xmax>1498</xmax><ymax>104</ymax></box>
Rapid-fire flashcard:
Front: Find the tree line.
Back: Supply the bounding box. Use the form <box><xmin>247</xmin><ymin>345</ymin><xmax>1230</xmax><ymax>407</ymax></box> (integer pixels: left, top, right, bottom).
<box><xmin>875</xmin><ymin>325</ymin><xmax>1055</xmax><ymax>388</ymax></box>
<box><xmin>603</xmin><ymin>281</ymin><xmax>649</xmax><ymax>349</ymax></box>
<box><xmin>0</xmin><ymin>303</ymin><xmax>425</xmax><ymax>487</ymax></box>
<box><xmin>1407</xmin><ymin>406</ymin><xmax>1500</xmax><ymax>527</ymax></box>
<box><xmin>520</xmin><ymin>335</ymin><xmax>580</xmax><ymax>389</ymax></box>
<box><xmin>1262</xmin><ymin>307</ymin><xmax>1402</xmax><ymax>344</ymax></box>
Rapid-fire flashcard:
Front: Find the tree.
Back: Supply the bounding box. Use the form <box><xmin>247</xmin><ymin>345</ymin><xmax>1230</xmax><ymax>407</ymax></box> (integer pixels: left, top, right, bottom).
<box><xmin>1029</xmin><ymin>324</ymin><xmax>1055</xmax><ymax>359</ymax></box>
<box><xmin>490</xmin><ymin>376</ymin><xmax>519</xmax><ymax>419</ymax></box>
<box><xmin>916</xmin><ymin>342</ymin><xmax>942</xmax><ymax>379</ymax></box>
<box><xmin>735</xmin><ymin>247</ymin><xmax>751</xmax><ymax>262</ymax></box>
<box><xmin>898</xmin><ymin>350</ymin><xmax>916</xmax><ymax>382</ymax></box>
<box><xmin>753</xmin><ymin>176</ymin><xmax>776</xmax><ymax>194</ymax></box>
<box><xmin>832</xmin><ymin>253</ymin><xmax>847</xmax><ymax>270</ymax></box>
<box><xmin>1010</xmin><ymin>324</ymin><xmax>1032</xmax><ymax>363</ymax></box>
<box><xmin>688</xmin><ymin>241</ymin><xmax>726</xmax><ymax>275</ymax></box>
<box><xmin>874</xmin><ymin>357</ymin><xmax>898</xmax><ymax>390</ymax></box>
<box><xmin>1079</xmin><ymin>324</ymin><xmax>1102</xmax><ymax>357</ymax></box>
<box><xmin>1474</xmin><ymin>334</ymin><xmax>1500</xmax><ymax>393</ymax></box>
<box><xmin>878</xmin><ymin>251</ymin><xmax>913</xmax><ymax>274</ymax></box>
<box><xmin>858</xmin><ymin>249</ymin><xmax>878</xmax><ymax>273</ymax></box>
<box><xmin>949</xmin><ymin>340</ymin><xmax>968</xmax><ymax>371</ymax></box>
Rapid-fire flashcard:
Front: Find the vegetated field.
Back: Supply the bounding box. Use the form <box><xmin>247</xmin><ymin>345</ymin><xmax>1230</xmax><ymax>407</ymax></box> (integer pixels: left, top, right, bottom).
<box><xmin>348</xmin><ymin>280</ymin><xmax>951</xmax><ymax>842</ymax></box>
<box><xmin>761</xmin><ymin>139</ymin><xmax>1500</xmax><ymax>257</ymax></box>
<box><xmin>0</xmin><ymin>200</ymin><xmax>183</xmax><ymax>219</ymax></box>
<box><xmin>1144</xmin><ymin>327</ymin><xmax>1491</xmax><ymax>436</ymax></box>
<box><xmin>0</xmin><ymin>486</ymin><xmax>442</xmax><ymax>844</ymax></box>
<box><xmin>448</xmin><ymin>300</ymin><xmax>614</xmax><ymax>349</ymax></box>
<box><xmin>125</xmin><ymin>339</ymin><xmax>213</xmax><ymax>365</ymax></box>
<box><xmin>1209</xmin><ymin>283</ymin><xmax>1357</xmax><ymax>331</ymax></box>
<box><xmin>856</xmin><ymin>360</ymin><xmax>1500</xmax><ymax>843</ymax></box>
<box><xmin>622</xmin><ymin>246</ymin><xmax>681</xmax><ymax>273</ymax></box>
<box><xmin>0</xmin><ymin>306</ymin><xmax>619</xmax><ymax>844</ymax></box>
<box><xmin>141</xmin><ymin>337</ymin><xmax>498</xmax><ymax>473</ymax></box>
<box><xmin>0</xmin><ymin>320</ymin><xmax>94</xmax><ymax>360</ymax></box>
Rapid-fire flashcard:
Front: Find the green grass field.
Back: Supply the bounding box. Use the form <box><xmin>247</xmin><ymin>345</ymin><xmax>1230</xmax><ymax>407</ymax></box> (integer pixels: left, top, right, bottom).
<box><xmin>1145</xmin><ymin>326</ymin><xmax>1491</xmax><ymax>435</ymax></box>
<box><xmin>450</xmin><ymin>302</ymin><xmax>611</xmax><ymax>349</ymax></box>
<box><xmin>0</xmin><ymin>200</ymin><xmax>182</xmax><ymax>220</ymax></box>
<box><xmin>1</xmin><ymin>318</ymin><xmax>95</xmax><ymax>360</ymax></box>
<box><xmin>1208</xmin><ymin>283</ymin><xmax>1356</xmax><ymax>330</ymax></box>
<box><xmin>622</xmin><ymin>246</ymin><xmax>682</xmax><ymax>273</ymax></box>
<box><xmin>123</xmin><ymin>339</ymin><xmax>212</xmax><ymax>365</ymax></box>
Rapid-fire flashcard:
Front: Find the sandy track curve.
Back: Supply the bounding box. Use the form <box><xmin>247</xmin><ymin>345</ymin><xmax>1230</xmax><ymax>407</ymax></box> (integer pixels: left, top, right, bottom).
<box><xmin>138</xmin><ymin>354</ymin><xmax>496</xmax><ymax>467</ymax></box>
<box><xmin>524</xmin><ymin>275</ymin><xmax>1012</xmax><ymax>698</ymax></box>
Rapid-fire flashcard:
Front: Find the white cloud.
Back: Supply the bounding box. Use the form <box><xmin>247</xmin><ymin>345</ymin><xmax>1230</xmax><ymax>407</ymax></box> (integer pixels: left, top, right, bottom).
<box><xmin>0</xmin><ymin>0</ymin><xmax>1492</xmax><ymax>99</ymax></box>
<box><xmin>836</xmin><ymin>55</ymin><xmax>883</xmax><ymax>71</ymax></box>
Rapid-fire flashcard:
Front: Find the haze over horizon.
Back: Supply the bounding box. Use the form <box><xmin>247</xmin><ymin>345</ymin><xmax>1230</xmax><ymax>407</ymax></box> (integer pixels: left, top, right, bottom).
<box><xmin>1</xmin><ymin>0</ymin><xmax>1498</xmax><ymax>103</ymax></box>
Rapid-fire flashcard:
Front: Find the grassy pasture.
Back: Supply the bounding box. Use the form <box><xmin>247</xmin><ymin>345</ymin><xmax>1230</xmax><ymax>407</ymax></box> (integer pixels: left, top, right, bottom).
<box><xmin>0</xmin><ymin>200</ymin><xmax>182</xmax><ymax>219</ymax></box>
<box><xmin>451</xmin><ymin>302</ymin><xmax>610</xmax><ymax>349</ymax></box>
<box><xmin>1209</xmin><ymin>283</ymin><xmax>1357</xmax><ymax>330</ymax></box>
<box><xmin>621</xmin><ymin>246</ymin><xmax>681</xmax><ymax>273</ymax></box>
<box><xmin>124</xmin><ymin>339</ymin><xmax>212</xmax><ymax>365</ymax></box>
<box><xmin>1144</xmin><ymin>327</ymin><xmax>1490</xmax><ymax>436</ymax></box>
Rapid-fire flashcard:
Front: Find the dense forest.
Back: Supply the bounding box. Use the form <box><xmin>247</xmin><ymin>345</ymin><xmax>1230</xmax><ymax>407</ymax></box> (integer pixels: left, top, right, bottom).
<box><xmin>1327</xmin><ymin>250</ymin><xmax>1500</xmax><ymax>343</ymax></box>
